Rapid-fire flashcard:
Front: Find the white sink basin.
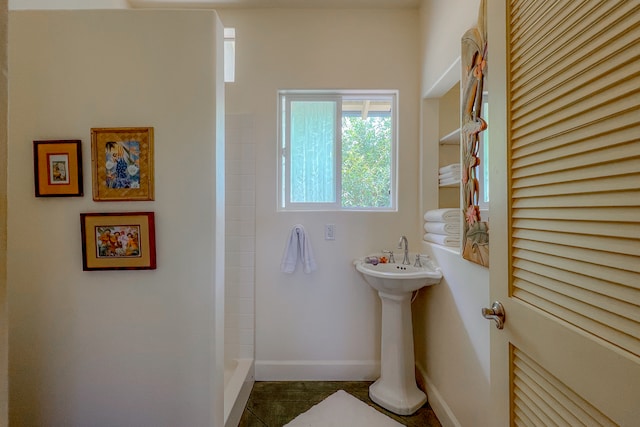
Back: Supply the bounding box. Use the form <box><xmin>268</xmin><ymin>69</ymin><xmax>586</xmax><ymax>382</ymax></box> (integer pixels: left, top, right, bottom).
<box><xmin>354</xmin><ymin>254</ymin><xmax>442</xmax><ymax>294</ymax></box>
<box><xmin>354</xmin><ymin>252</ymin><xmax>442</xmax><ymax>415</ymax></box>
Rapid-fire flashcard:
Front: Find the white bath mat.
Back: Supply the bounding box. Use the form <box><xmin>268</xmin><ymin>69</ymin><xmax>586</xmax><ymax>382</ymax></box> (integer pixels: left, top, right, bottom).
<box><xmin>284</xmin><ymin>390</ymin><xmax>403</xmax><ymax>427</ymax></box>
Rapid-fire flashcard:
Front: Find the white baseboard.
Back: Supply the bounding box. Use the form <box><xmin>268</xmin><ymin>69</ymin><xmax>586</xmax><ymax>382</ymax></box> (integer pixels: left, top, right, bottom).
<box><xmin>415</xmin><ymin>363</ymin><xmax>461</xmax><ymax>427</ymax></box>
<box><xmin>255</xmin><ymin>360</ymin><xmax>380</xmax><ymax>381</ymax></box>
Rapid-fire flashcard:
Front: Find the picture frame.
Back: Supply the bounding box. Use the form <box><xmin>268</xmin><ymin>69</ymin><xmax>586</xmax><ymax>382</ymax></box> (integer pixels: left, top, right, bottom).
<box><xmin>91</xmin><ymin>127</ymin><xmax>154</xmax><ymax>201</ymax></box>
<box><xmin>33</xmin><ymin>140</ymin><xmax>83</xmax><ymax>197</ymax></box>
<box><xmin>460</xmin><ymin>3</ymin><xmax>489</xmax><ymax>268</ymax></box>
<box><xmin>80</xmin><ymin>212</ymin><xmax>157</xmax><ymax>271</ymax></box>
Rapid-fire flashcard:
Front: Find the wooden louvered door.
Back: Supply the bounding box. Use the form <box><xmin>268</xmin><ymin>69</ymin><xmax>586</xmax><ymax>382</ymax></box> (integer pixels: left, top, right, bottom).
<box><xmin>488</xmin><ymin>1</ymin><xmax>640</xmax><ymax>425</ymax></box>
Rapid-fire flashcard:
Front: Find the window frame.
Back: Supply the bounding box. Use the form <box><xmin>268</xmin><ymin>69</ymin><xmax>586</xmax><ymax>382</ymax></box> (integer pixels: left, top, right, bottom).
<box><xmin>278</xmin><ymin>90</ymin><xmax>398</xmax><ymax>212</ymax></box>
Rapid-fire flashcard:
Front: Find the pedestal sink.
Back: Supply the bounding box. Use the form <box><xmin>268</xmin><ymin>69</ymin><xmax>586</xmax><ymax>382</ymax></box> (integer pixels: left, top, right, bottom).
<box><xmin>354</xmin><ymin>254</ymin><xmax>442</xmax><ymax>415</ymax></box>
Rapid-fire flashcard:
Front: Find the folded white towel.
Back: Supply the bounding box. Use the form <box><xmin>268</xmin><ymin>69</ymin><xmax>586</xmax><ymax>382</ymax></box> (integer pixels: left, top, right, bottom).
<box><xmin>280</xmin><ymin>224</ymin><xmax>317</xmax><ymax>274</ymax></box>
<box><xmin>438</xmin><ymin>170</ymin><xmax>459</xmax><ymax>180</ymax></box>
<box><xmin>423</xmin><ymin>233</ymin><xmax>460</xmax><ymax>247</ymax></box>
<box><xmin>439</xmin><ymin>163</ymin><xmax>461</xmax><ymax>174</ymax></box>
<box><xmin>424</xmin><ymin>209</ymin><xmax>460</xmax><ymax>223</ymax></box>
<box><xmin>424</xmin><ymin>222</ymin><xmax>460</xmax><ymax>235</ymax></box>
<box><xmin>439</xmin><ymin>177</ymin><xmax>460</xmax><ymax>186</ymax></box>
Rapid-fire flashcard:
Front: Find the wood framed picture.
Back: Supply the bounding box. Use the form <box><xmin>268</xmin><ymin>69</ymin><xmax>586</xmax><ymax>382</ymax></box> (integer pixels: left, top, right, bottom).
<box><xmin>80</xmin><ymin>212</ymin><xmax>157</xmax><ymax>271</ymax></box>
<box><xmin>33</xmin><ymin>140</ymin><xmax>83</xmax><ymax>197</ymax></box>
<box><xmin>91</xmin><ymin>127</ymin><xmax>154</xmax><ymax>201</ymax></box>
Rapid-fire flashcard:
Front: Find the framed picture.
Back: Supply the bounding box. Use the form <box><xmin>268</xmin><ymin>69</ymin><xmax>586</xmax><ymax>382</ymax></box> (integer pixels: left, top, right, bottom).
<box><xmin>33</xmin><ymin>140</ymin><xmax>83</xmax><ymax>197</ymax></box>
<box><xmin>80</xmin><ymin>212</ymin><xmax>157</xmax><ymax>271</ymax></box>
<box><xmin>91</xmin><ymin>127</ymin><xmax>154</xmax><ymax>201</ymax></box>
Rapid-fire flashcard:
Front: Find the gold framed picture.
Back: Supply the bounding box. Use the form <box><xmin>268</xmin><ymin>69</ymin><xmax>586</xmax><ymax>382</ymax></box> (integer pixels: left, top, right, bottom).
<box><xmin>33</xmin><ymin>140</ymin><xmax>83</xmax><ymax>197</ymax></box>
<box><xmin>80</xmin><ymin>212</ymin><xmax>157</xmax><ymax>271</ymax></box>
<box><xmin>91</xmin><ymin>127</ymin><xmax>154</xmax><ymax>201</ymax></box>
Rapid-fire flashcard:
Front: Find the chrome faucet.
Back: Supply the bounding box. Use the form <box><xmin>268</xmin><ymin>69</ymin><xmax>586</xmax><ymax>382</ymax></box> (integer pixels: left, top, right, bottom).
<box><xmin>397</xmin><ymin>235</ymin><xmax>410</xmax><ymax>265</ymax></box>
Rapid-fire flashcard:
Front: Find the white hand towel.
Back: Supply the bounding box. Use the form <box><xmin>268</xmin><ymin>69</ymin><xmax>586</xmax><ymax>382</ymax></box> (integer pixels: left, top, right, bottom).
<box><xmin>298</xmin><ymin>225</ymin><xmax>317</xmax><ymax>274</ymax></box>
<box><xmin>424</xmin><ymin>221</ymin><xmax>460</xmax><ymax>235</ymax></box>
<box><xmin>280</xmin><ymin>224</ymin><xmax>317</xmax><ymax>274</ymax></box>
<box><xmin>423</xmin><ymin>233</ymin><xmax>460</xmax><ymax>247</ymax></box>
<box><xmin>439</xmin><ymin>163</ymin><xmax>461</xmax><ymax>174</ymax></box>
<box><xmin>438</xmin><ymin>170</ymin><xmax>460</xmax><ymax>180</ymax></box>
<box><xmin>439</xmin><ymin>177</ymin><xmax>460</xmax><ymax>186</ymax></box>
<box><xmin>424</xmin><ymin>209</ymin><xmax>460</xmax><ymax>223</ymax></box>
<box><xmin>280</xmin><ymin>226</ymin><xmax>299</xmax><ymax>273</ymax></box>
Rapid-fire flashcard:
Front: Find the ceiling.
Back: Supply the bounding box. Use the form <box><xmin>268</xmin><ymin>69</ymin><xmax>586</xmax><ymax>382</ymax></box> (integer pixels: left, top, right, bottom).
<box><xmin>128</xmin><ymin>0</ymin><xmax>421</xmax><ymax>9</ymax></box>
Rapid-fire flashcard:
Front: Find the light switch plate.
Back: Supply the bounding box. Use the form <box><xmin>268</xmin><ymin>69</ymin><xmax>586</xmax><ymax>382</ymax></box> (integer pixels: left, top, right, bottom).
<box><xmin>325</xmin><ymin>224</ymin><xmax>335</xmax><ymax>240</ymax></box>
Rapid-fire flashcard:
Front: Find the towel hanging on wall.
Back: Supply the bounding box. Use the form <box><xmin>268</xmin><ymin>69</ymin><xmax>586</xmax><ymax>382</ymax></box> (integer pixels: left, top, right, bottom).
<box><xmin>280</xmin><ymin>224</ymin><xmax>317</xmax><ymax>274</ymax></box>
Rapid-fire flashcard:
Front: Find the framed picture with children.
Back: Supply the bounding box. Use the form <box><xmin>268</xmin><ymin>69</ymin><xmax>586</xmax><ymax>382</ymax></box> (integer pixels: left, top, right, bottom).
<box><xmin>80</xmin><ymin>212</ymin><xmax>156</xmax><ymax>271</ymax></box>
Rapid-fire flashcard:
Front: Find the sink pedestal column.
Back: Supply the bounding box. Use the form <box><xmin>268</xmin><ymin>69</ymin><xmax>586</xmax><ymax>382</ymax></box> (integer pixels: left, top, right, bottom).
<box><xmin>370</xmin><ymin>290</ymin><xmax>426</xmax><ymax>416</ymax></box>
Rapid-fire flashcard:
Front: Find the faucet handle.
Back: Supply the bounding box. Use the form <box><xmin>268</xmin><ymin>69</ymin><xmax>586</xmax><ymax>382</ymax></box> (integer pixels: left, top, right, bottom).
<box><xmin>382</xmin><ymin>250</ymin><xmax>395</xmax><ymax>263</ymax></box>
<box><xmin>414</xmin><ymin>254</ymin><xmax>422</xmax><ymax>267</ymax></box>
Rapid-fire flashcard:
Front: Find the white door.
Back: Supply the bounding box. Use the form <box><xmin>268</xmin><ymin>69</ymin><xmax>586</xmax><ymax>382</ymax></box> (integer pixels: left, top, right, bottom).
<box><xmin>488</xmin><ymin>1</ymin><xmax>640</xmax><ymax>425</ymax></box>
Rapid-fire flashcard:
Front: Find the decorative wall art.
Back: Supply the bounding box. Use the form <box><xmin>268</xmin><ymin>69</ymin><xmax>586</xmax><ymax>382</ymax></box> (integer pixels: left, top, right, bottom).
<box><xmin>461</xmin><ymin>0</ymin><xmax>489</xmax><ymax>267</ymax></box>
<box><xmin>80</xmin><ymin>212</ymin><xmax>157</xmax><ymax>271</ymax></box>
<box><xmin>91</xmin><ymin>127</ymin><xmax>154</xmax><ymax>201</ymax></box>
<box><xmin>33</xmin><ymin>140</ymin><xmax>83</xmax><ymax>197</ymax></box>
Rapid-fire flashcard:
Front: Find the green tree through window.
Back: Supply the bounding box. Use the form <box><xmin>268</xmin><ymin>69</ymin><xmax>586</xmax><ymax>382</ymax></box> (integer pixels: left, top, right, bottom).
<box><xmin>341</xmin><ymin>115</ymin><xmax>391</xmax><ymax>208</ymax></box>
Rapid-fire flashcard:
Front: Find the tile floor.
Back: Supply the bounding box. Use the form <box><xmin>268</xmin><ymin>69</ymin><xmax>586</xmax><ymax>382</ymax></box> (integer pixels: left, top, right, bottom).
<box><xmin>238</xmin><ymin>381</ymin><xmax>441</xmax><ymax>427</ymax></box>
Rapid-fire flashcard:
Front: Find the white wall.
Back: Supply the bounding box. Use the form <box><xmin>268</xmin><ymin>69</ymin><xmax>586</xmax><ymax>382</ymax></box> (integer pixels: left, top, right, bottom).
<box><xmin>415</xmin><ymin>243</ymin><xmax>489</xmax><ymax>427</ymax></box>
<box><xmin>419</xmin><ymin>0</ymin><xmax>479</xmax><ymax>97</ymax></box>
<box><xmin>415</xmin><ymin>1</ymin><xmax>491</xmax><ymax>426</ymax></box>
<box><xmin>217</xmin><ymin>8</ymin><xmax>421</xmax><ymax>380</ymax></box>
<box><xmin>8</xmin><ymin>10</ymin><xmax>225</xmax><ymax>426</ymax></box>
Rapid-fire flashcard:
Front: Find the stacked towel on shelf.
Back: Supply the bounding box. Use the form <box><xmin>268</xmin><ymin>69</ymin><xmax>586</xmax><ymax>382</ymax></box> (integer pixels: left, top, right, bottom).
<box><xmin>423</xmin><ymin>233</ymin><xmax>460</xmax><ymax>247</ymax></box>
<box><xmin>423</xmin><ymin>208</ymin><xmax>460</xmax><ymax>223</ymax></box>
<box><xmin>439</xmin><ymin>163</ymin><xmax>461</xmax><ymax>186</ymax></box>
<box><xmin>423</xmin><ymin>208</ymin><xmax>460</xmax><ymax>247</ymax></box>
<box><xmin>424</xmin><ymin>221</ymin><xmax>460</xmax><ymax>235</ymax></box>
<box><xmin>280</xmin><ymin>224</ymin><xmax>317</xmax><ymax>274</ymax></box>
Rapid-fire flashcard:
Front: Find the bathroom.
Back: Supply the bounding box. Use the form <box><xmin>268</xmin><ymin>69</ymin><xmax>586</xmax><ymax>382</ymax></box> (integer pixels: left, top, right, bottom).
<box><xmin>218</xmin><ymin>4</ymin><xmax>489</xmax><ymax>426</ymax></box>
<box><xmin>5</xmin><ymin>0</ymin><xmax>640</xmax><ymax>426</ymax></box>
<box><xmin>3</xmin><ymin>1</ymin><xmax>489</xmax><ymax>425</ymax></box>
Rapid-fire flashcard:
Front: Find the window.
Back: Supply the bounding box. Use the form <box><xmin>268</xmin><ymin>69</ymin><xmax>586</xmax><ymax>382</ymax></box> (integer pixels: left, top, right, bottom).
<box><xmin>278</xmin><ymin>91</ymin><xmax>397</xmax><ymax>211</ymax></box>
<box><xmin>224</xmin><ymin>28</ymin><xmax>235</xmax><ymax>83</ymax></box>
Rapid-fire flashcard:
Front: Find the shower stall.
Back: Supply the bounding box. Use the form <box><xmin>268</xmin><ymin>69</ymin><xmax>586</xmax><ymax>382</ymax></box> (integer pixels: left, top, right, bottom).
<box><xmin>223</xmin><ymin>113</ymin><xmax>256</xmax><ymax>426</ymax></box>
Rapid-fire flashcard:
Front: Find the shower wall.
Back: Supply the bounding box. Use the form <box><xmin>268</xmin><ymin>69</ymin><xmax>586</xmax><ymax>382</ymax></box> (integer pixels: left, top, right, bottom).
<box><xmin>8</xmin><ymin>10</ymin><xmax>224</xmax><ymax>425</ymax></box>
<box><xmin>225</xmin><ymin>113</ymin><xmax>255</xmax><ymax>363</ymax></box>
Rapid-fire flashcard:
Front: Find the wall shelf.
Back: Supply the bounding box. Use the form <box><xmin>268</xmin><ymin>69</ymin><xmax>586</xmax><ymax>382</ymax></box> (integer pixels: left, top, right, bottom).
<box><xmin>439</xmin><ymin>181</ymin><xmax>460</xmax><ymax>188</ymax></box>
<box><xmin>439</xmin><ymin>128</ymin><xmax>460</xmax><ymax>145</ymax></box>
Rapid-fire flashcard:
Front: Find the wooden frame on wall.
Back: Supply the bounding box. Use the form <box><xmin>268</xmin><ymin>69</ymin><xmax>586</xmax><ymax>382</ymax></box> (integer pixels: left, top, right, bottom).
<box><xmin>461</xmin><ymin>0</ymin><xmax>489</xmax><ymax>267</ymax></box>
<box><xmin>33</xmin><ymin>139</ymin><xmax>83</xmax><ymax>197</ymax></box>
<box><xmin>80</xmin><ymin>212</ymin><xmax>157</xmax><ymax>271</ymax></box>
<box><xmin>91</xmin><ymin>127</ymin><xmax>154</xmax><ymax>201</ymax></box>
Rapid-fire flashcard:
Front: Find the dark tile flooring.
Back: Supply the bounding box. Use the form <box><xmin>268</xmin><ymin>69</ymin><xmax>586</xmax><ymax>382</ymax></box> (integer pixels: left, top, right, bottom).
<box><xmin>238</xmin><ymin>381</ymin><xmax>442</xmax><ymax>427</ymax></box>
